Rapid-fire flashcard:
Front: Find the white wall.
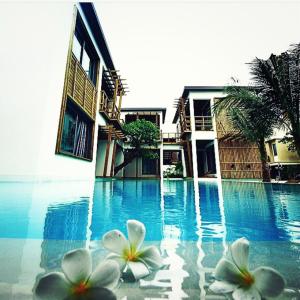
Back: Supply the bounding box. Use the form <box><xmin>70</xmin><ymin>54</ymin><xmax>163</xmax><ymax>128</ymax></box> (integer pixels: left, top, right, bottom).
<box><xmin>0</xmin><ymin>3</ymin><xmax>72</xmax><ymax>179</ymax></box>
<box><xmin>0</xmin><ymin>3</ymin><xmax>113</xmax><ymax>181</ymax></box>
<box><xmin>115</xmin><ymin>144</ymin><xmax>124</xmax><ymax>177</ymax></box>
<box><xmin>188</xmin><ymin>90</ymin><xmax>224</xmax><ymax>179</ymax></box>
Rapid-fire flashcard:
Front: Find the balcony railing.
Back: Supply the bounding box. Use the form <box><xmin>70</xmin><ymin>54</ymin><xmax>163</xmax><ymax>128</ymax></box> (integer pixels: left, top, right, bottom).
<box><xmin>66</xmin><ymin>54</ymin><xmax>97</xmax><ymax>119</ymax></box>
<box><xmin>162</xmin><ymin>132</ymin><xmax>181</xmax><ymax>144</ymax></box>
<box><xmin>179</xmin><ymin>115</ymin><xmax>191</xmax><ymax>133</ymax></box>
<box><xmin>194</xmin><ymin>116</ymin><xmax>213</xmax><ymax>131</ymax></box>
<box><xmin>99</xmin><ymin>90</ymin><xmax>122</xmax><ymax>122</ymax></box>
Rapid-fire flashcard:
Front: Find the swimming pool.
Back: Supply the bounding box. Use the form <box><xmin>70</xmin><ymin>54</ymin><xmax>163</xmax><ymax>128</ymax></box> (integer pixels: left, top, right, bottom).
<box><xmin>0</xmin><ymin>179</ymin><xmax>299</xmax><ymax>299</ymax></box>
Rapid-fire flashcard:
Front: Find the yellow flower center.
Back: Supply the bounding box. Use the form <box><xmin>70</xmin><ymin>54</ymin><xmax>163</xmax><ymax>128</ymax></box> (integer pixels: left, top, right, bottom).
<box><xmin>124</xmin><ymin>248</ymin><xmax>139</xmax><ymax>262</ymax></box>
<box><xmin>73</xmin><ymin>282</ymin><xmax>89</xmax><ymax>295</ymax></box>
<box><xmin>241</xmin><ymin>272</ymin><xmax>255</xmax><ymax>286</ymax></box>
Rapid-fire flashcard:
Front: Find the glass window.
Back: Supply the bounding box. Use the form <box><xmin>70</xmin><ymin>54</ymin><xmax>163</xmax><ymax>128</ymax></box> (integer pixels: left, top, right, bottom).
<box><xmin>142</xmin><ymin>157</ymin><xmax>157</xmax><ymax>175</ymax></box>
<box><xmin>61</xmin><ymin>100</ymin><xmax>93</xmax><ymax>159</ymax></box>
<box><xmin>61</xmin><ymin>111</ymin><xmax>76</xmax><ymax>154</ymax></box>
<box><xmin>82</xmin><ymin>48</ymin><xmax>91</xmax><ymax>76</ymax></box>
<box><xmin>71</xmin><ymin>19</ymin><xmax>98</xmax><ymax>85</ymax></box>
<box><xmin>272</xmin><ymin>143</ymin><xmax>278</xmax><ymax>156</ymax></box>
<box><xmin>72</xmin><ymin>34</ymin><xmax>82</xmax><ymax>62</ymax></box>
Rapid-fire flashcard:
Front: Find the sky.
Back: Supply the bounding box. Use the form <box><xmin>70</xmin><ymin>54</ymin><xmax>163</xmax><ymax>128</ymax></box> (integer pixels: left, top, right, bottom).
<box><xmin>94</xmin><ymin>0</ymin><xmax>300</xmax><ymax>129</ymax></box>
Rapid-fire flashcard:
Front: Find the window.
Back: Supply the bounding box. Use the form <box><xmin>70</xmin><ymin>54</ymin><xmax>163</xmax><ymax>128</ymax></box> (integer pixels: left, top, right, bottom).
<box><xmin>72</xmin><ymin>18</ymin><xmax>98</xmax><ymax>85</ymax></box>
<box><xmin>272</xmin><ymin>143</ymin><xmax>278</xmax><ymax>156</ymax></box>
<box><xmin>163</xmin><ymin>150</ymin><xmax>181</xmax><ymax>165</ymax></box>
<box><xmin>142</xmin><ymin>158</ymin><xmax>157</xmax><ymax>175</ymax></box>
<box><xmin>61</xmin><ymin>99</ymin><xmax>93</xmax><ymax>160</ymax></box>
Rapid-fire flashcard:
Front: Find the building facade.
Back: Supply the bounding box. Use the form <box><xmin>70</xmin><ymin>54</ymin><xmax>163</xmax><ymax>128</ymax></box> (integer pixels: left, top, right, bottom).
<box><xmin>266</xmin><ymin>129</ymin><xmax>300</xmax><ymax>180</ymax></box>
<box><xmin>172</xmin><ymin>86</ymin><xmax>263</xmax><ymax>180</ymax></box>
<box><xmin>2</xmin><ymin>3</ymin><xmax>298</xmax><ymax>181</ymax></box>
<box><xmin>120</xmin><ymin>108</ymin><xmax>166</xmax><ymax>178</ymax></box>
<box><xmin>0</xmin><ymin>2</ymin><xmax>127</xmax><ymax>181</ymax></box>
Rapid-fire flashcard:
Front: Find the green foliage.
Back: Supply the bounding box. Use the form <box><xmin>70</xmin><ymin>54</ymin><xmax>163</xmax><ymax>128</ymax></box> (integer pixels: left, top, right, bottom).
<box><xmin>163</xmin><ymin>162</ymin><xmax>183</xmax><ymax>178</ymax></box>
<box><xmin>250</xmin><ymin>44</ymin><xmax>300</xmax><ymax>155</ymax></box>
<box><xmin>123</xmin><ymin>119</ymin><xmax>160</xmax><ymax>149</ymax></box>
<box><xmin>214</xmin><ymin>85</ymin><xmax>275</xmax><ymax>144</ymax></box>
<box><xmin>280</xmin><ymin>136</ymin><xmax>296</xmax><ymax>152</ymax></box>
<box><xmin>122</xmin><ymin>119</ymin><xmax>160</xmax><ymax>161</ymax></box>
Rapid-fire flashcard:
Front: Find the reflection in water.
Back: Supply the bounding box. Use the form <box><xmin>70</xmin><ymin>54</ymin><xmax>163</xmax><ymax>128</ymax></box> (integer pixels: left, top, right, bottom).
<box><xmin>221</xmin><ymin>181</ymin><xmax>300</xmax><ymax>242</ymax></box>
<box><xmin>90</xmin><ymin>179</ymin><xmax>163</xmax><ymax>241</ymax></box>
<box><xmin>40</xmin><ymin>198</ymin><xmax>89</xmax><ymax>270</ymax></box>
<box><xmin>1</xmin><ymin>179</ymin><xmax>300</xmax><ymax>299</ymax></box>
<box><xmin>89</xmin><ymin>179</ymin><xmax>300</xmax><ymax>243</ymax></box>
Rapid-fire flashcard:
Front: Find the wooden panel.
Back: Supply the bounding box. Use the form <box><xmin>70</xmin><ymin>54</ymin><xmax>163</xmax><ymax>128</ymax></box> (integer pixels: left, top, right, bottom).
<box><xmin>66</xmin><ymin>54</ymin><xmax>97</xmax><ymax>120</ymax></box>
<box><xmin>216</xmin><ymin>111</ymin><xmax>262</xmax><ymax>179</ymax></box>
<box><xmin>218</xmin><ymin>140</ymin><xmax>262</xmax><ymax>179</ymax></box>
<box><xmin>194</xmin><ymin>116</ymin><xmax>213</xmax><ymax>131</ymax></box>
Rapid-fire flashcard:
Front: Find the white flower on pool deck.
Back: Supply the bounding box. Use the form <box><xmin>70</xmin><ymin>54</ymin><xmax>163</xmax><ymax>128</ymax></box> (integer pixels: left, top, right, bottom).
<box><xmin>102</xmin><ymin>220</ymin><xmax>163</xmax><ymax>280</ymax></box>
<box><xmin>210</xmin><ymin>238</ymin><xmax>286</xmax><ymax>300</ymax></box>
<box><xmin>35</xmin><ymin>248</ymin><xmax>120</xmax><ymax>300</ymax></box>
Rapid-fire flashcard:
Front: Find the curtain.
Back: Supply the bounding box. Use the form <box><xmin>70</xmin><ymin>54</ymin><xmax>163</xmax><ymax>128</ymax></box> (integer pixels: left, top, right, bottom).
<box><xmin>73</xmin><ymin>116</ymin><xmax>87</xmax><ymax>157</ymax></box>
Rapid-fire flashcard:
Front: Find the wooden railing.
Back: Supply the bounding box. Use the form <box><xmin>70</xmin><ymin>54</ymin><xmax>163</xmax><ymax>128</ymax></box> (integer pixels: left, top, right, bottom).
<box><xmin>179</xmin><ymin>115</ymin><xmax>191</xmax><ymax>133</ymax></box>
<box><xmin>194</xmin><ymin>116</ymin><xmax>213</xmax><ymax>131</ymax></box>
<box><xmin>162</xmin><ymin>132</ymin><xmax>181</xmax><ymax>144</ymax></box>
<box><xmin>99</xmin><ymin>90</ymin><xmax>121</xmax><ymax>121</ymax></box>
<box><xmin>66</xmin><ymin>54</ymin><xmax>97</xmax><ymax>119</ymax></box>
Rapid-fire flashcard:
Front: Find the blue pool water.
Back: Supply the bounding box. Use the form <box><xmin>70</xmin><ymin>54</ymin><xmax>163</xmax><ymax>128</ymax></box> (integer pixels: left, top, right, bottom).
<box><xmin>1</xmin><ymin>179</ymin><xmax>299</xmax><ymax>243</ymax></box>
<box><xmin>0</xmin><ymin>179</ymin><xmax>300</xmax><ymax>299</ymax></box>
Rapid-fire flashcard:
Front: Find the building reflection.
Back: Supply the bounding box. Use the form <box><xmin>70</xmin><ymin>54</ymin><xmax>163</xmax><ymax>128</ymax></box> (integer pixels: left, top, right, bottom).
<box><xmin>40</xmin><ymin>197</ymin><xmax>89</xmax><ymax>270</ymax></box>
<box><xmin>90</xmin><ymin>179</ymin><xmax>163</xmax><ymax>242</ymax></box>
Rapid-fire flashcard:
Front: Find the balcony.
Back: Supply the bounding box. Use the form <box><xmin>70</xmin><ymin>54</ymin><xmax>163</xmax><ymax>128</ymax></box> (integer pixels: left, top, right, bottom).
<box><xmin>194</xmin><ymin>116</ymin><xmax>213</xmax><ymax>131</ymax></box>
<box><xmin>162</xmin><ymin>132</ymin><xmax>181</xmax><ymax>144</ymax></box>
<box><xmin>99</xmin><ymin>90</ymin><xmax>124</xmax><ymax>127</ymax></box>
<box><xmin>179</xmin><ymin>116</ymin><xmax>191</xmax><ymax>133</ymax></box>
<box><xmin>66</xmin><ymin>54</ymin><xmax>97</xmax><ymax>120</ymax></box>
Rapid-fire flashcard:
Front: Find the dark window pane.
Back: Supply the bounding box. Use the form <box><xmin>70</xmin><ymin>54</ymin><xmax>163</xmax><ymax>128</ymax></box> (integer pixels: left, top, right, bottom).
<box><xmin>61</xmin><ymin>110</ymin><xmax>76</xmax><ymax>153</ymax></box>
<box><xmin>272</xmin><ymin>143</ymin><xmax>278</xmax><ymax>156</ymax></box>
<box><xmin>61</xmin><ymin>100</ymin><xmax>93</xmax><ymax>159</ymax></box>
<box><xmin>142</xmin><ymin>158</ymin><xmax>157</xmax><ymax>175</ymax></box>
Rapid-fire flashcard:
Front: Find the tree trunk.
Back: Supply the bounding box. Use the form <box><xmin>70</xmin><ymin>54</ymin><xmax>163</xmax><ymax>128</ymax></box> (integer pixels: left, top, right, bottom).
<box><xmin>258</xmin><ymin>139</ymin><xmax>271</xmax><ymax>182</ymax></box>
<box><xmin>114</xmin><ymin>150</ymin><xmax>139</xmax><ymax>175</ymax></box>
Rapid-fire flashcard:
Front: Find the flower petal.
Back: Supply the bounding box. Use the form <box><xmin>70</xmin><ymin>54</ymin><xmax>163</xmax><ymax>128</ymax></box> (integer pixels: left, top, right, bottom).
<box><xmin>128</xmin><ymin>261</ymin><xmax>150</xmax><ymax>280</ymax></box>
<box><xmin>253</xmin><ymin>266</ymin><xmax>285</xmax><ymax>298</ymax></box>
<box><xmin>61</xmin><ymin>248</ymin><xmax>92</xmax><ymax>285</ymax></box>
<box><xmin>139</xmin><ymin>246</ymin><xmax>163</xmax><ymax>269</ymax></box>
<box><xmin>127</xmin><ymin>220</ymin><xmax>146</xmax><ymax>251</ymax></box>
<box><xmin>209</xmin><ymin>280</ymin><xmax>238</xmax><ymax>294</ymax></box>
<box><xmin>102</xmin><ymin>230</ymin><xmax>130</xmax><ymax>255</ymax></box>
<box><xmin>214</xmin><ymin>258</ymin><xmax>243</xmax><ymax>284</ymax></box>
<box><xmin>232</xmin><ymin>286</ymin><xmax>261</xmax><ymax>300</ymax></box>
<box><xmin>89</xmin><ymin>260</ymin><xmax>120</xmax><ymax>290</ymax></box>
<box><xmin>106</xmin><ymin>253</ymin><xmax>127</xmax><ymax>272</ymax></box>
<box><xmin>64</xmin><ymin>287</ymin><xmax>117</xmax><ymax>300</ymax></box>
<box><xmin>229</xmin><ymin>237</ymin><xmax>249</xmax><ymax>271</ymax></box>
<box><xmin>35</xmin><ymin>272</ymin><xmax>70</xmax><ymax>300</ymax></box>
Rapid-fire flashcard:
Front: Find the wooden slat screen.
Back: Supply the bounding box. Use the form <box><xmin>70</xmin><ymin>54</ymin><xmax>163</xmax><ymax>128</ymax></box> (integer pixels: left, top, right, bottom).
<box><xmin>218</xmin><ymin>140</ymin><xmax>263</xmax><ymax>179</ymax></box>
<box><xmin>66</xmin><ymin>54</ymin><xmax>97</xmax><ymax>119</ymax></box>
<box><xmin>216</xmin><ymin>112</ymin><xmax>262</xmax><ymax>179</ymax></box>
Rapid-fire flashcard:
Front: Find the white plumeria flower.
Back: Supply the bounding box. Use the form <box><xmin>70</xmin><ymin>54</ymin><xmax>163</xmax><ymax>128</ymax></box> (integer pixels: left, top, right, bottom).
<box><xmin>210</xmin><ymin>238</ymin><xmax>286</xmax><ymax>300</ymax></box>
<box><xmin>35</xmin><ymin>248</ymin><xmax>120</xmax><ymax>300</ymax></box>
<box><xmin>102</xmin><ymin>220</ymin><xmax>163</xmax><ymax>280</ymax></box>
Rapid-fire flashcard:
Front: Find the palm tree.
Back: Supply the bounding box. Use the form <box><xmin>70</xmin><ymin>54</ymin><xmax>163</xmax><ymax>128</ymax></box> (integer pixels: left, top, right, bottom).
<box><xmin>250</xmin><ymin>44</ymin><xmax>300</xmax><ymax>156</ymax></box>
<box><xmin>213</xmin><ymin>85</ymin><xmax>276</xmax><ymax>182</ymax></box>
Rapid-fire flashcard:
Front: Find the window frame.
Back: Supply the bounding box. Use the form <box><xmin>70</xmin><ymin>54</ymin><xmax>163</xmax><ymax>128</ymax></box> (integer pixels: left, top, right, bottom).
<box><xmin>272</xmin><ymin>143</ymin><xmax>278</xmax><ymax>157</ymax></box>
<box><xmin>55</xmin><ymin>7</ymin><xmax>98</xmax><ymax>161</ymax></box>
<box><xmin>72</xmin><ymin>15</ymin><xmax>98</xmax><ymax>86</ymax></box>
